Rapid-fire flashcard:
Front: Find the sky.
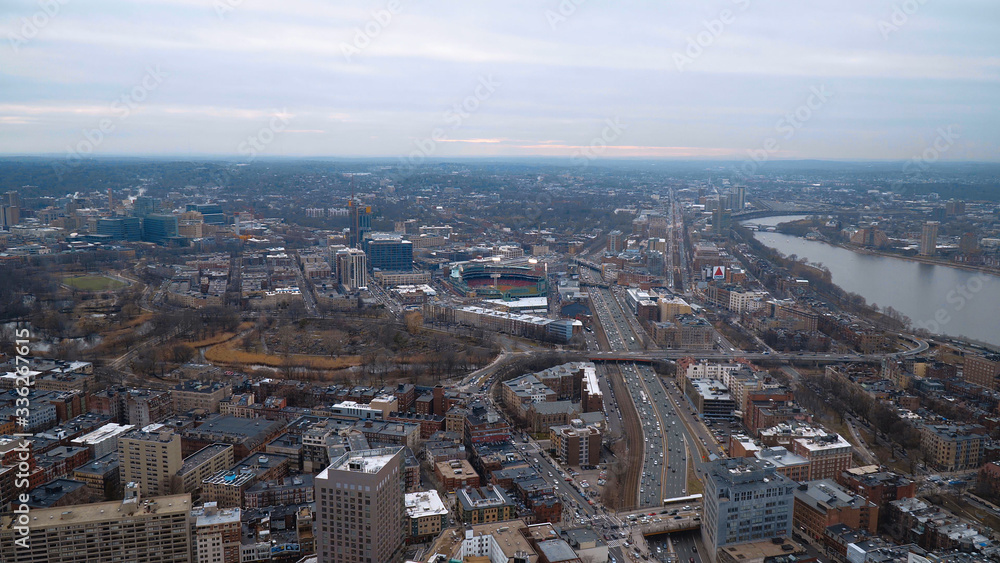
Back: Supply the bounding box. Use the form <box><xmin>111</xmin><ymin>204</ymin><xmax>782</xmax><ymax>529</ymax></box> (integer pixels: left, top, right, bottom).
<box><xmin>1</xmin><ymin>0</ymin><xmax>999</xmax><ymax>161</ymax></box>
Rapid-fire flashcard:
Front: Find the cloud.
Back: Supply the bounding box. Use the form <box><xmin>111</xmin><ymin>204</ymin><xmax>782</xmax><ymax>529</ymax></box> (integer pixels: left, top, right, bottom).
<box><xmin>0</xmin><ymin>0</ymin><xmax>997</xmax><ymax>159</ymax></box>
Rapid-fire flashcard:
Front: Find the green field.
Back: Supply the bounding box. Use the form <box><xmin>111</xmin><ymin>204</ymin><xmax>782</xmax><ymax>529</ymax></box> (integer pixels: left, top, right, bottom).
<box><xmin>62</xmin><ymin>275</ymin><xmax>127</xmax><ymax>291</ymax></box>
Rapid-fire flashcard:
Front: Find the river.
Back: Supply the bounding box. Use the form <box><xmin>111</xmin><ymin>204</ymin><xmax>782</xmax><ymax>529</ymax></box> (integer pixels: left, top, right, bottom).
<box><xmin>742</xmin><ymin>216</ymin><xmax>1000</xmax><ymax>347</ymax></box>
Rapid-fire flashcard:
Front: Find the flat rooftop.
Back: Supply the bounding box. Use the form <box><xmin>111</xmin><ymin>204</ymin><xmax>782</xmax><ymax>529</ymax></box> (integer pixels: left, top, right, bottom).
<box><xmin>319</xmin><ymin>446</ymin><xmax>402</xmax><ymax>478</ymax></box>
<box><xmin>12</xmin><ymin>493</ymin><xmax>192</xmax><ymax>526</ymax></box>
<box><xmin>405</xmin><ymin>490</ymin><xmax>449</xmax><ymax>518</ymax></box>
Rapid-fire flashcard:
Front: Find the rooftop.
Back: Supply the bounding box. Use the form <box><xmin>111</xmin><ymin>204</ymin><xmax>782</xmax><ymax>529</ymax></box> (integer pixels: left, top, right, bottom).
<box><xmin>795</xmin><ymin>479</ymin><xmax>873</xmax><ymax>511</ymax></box>
<box><xmin>71</xmin><ymin>423</ymin><xmax>135</xmax><ymax>446</ymax></box>
<box><xmin>405</xmin><ymin>490</ymin><xmax>449</xmax><ymax>518</ymax></box>
<box><xmin>319</xmin><ymin>446</ymin><xmax>402</xmax><ymax>478</ymax></box>
<box><xmin>9</xmin><ymin>493</ymin><xmax>192</xmax><ymax>527</ymax></box>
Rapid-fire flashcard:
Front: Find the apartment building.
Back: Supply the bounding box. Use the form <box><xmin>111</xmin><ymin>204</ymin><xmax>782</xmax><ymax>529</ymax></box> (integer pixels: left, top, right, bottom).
<box><xmin>314</xmin><ymin>447</ymin><xmax>405</xmax><ymax>563</ymax></box>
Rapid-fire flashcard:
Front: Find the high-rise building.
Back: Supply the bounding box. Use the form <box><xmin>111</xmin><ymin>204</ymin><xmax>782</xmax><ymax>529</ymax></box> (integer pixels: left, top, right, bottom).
<box><xmin>143</xmin><ymin>213</ymin><xmax>179</xmax><ymax>244</ymax></box>
<box><xmin>5</xmin><ymin>190</ymin><xmax>20</xmax><ymax>208</ymax></box>
<box><xmin>348</xmin><ymin>200</ymin><xmax>372</xmax><ymax>248</ymax></box>
<box><xmin>335</xmin><ymin>246</ymin><xmax>368</xmax><ymax>290</ymax></box>
<box><xmin>607</xmin><ymin>230</ymin><xmax>624</xmax><ymax>252</ymax></box>
<box><xmin>0</xmin><ymin>205</ymin><xmax>19</xmax><ymax>230</ymax></box>
<box><xmin>733</xmin><ymin>185</ymin><xmax>746</xmax><ymax>212</ymax></box>
<box><xmin>920</xmin><ymin>221</ymin><xmax>939</xmax><ymax>256</ymax></box>
<box><xmin>191</xmin><ymin>502</ymin><xmax>241</xmax><ymax>563</ymax></box>
<box><xmin>714</xmin><ymin>206</ymin><xmax>731</xmax><ymax>237</ymax></box>
<box><xmin>315</xmin><ymin>447</ymin><xmax>405</xmax><ymax>563</ymax></box>
<box><xmin>702</xmin><ymin>458</ymin><xmax>795</xmax><ymax>557</ymax></box>
<box><xmin>96</xmin><ymin>217</ymin><xmax>142</xmax><ymax>241</ymax></box>
<box><xmin>0</xmin><ymin>483</ymin><xmax>193</xmax><ymax>563</ymax></box>
<box><xmin>118</xmin><ymin>424</ymin><xmax>184</xmax><ymax>497</ymax></box>
<box><xmin>132</xmin><ymin>196</ymin><xmax>160</xmax><ymax>218</ymax></box>
<box><xmin>362</xmin><ymin>232</ymin><xmax>413</xmax><ymax>272</ymax></box>
<box><xmin>185</xmin><ymin>203</ymin><xmax>225</xmax><ymax>225</ymax></box>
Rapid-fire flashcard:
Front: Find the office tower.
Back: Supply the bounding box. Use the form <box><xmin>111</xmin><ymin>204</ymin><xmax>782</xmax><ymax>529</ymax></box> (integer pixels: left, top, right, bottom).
<box><xmin>118</xmin><ymin>425</ymin><xmax>184</xmax><ymax>497</ymax></box>
<box><xmin>133</xmin><ymin>195</ymin><xmax>160</xmax><ymax>218</ymax></box>
<box><xmin>96</xmin><ymin>216</ymin><xmax>142</xmax><ymax>241</ymax></box>
<box><xmin>702</xmin><ymin>458</ymin><xmax>795</xmax><ymax>557</ymax></box>
<box><xmin>733</xmin><ymin>185</ymin><xmax>746</xmax><ymax>211</ymax></box>
<box><xmin>362</xmin><ymin>232</ymin><xmax>413</xmax><ymax>271</ymax></box>
<box><xmin>335</xmin><ymin>246</ymin><xmax>368</xmax><ymax>290</ymax></box>
<box><xmin>5</xmin><ymin>190</ymin><xmax>20</xmax><ymax>208</ymax></box>
<box><xmin>0</xmin><ymin>483</ymin><xmax>192</xmax><ymax>563</ymax></box>
<box><xmin>607</xmin><ymin>230</ymin><xmax>624</xmax><ymax>252</ymax></box>
<box><xmin>920</xmin><ymin>221</ymin><xmax>939</xmax><ymax>256</ymax></box>
<box><xmin>143</xmin><ymin>213</ymin><xmax>179</xmax><ymax>244</ymax></box>
<box><xmin>186</xmin><ymin>203</ymin><xmax>225</xmax><ymax>225</ymax></box>
<box><xmin>0</xmin><ymin>205</ymin><xmax>19</xmax><ymax>230</ymax></box>
<box><xmin>349</xmin><ymin>200</ymin><xmax>372</xmax><ymax>248</ymax></box>
<box><xmin>191</xmin><ymin>503</ymin><xmax>241</xmax><ymax>563</ymax></box>
<box><xmin>315</xmin><ymin>447</ymin><xmax>405</xmax><ymax>563</ymax></box>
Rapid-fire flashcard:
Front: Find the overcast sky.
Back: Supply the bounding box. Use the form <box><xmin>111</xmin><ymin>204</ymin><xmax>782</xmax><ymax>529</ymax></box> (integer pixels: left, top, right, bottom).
<box><xmin>1</xmin><ymin>0</ymin><xmax>998</xmax><ymax>161</ymax></box>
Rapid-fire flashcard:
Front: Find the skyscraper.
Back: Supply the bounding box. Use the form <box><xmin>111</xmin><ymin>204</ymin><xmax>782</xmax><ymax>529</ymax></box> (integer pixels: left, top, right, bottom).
<box><xmin>0</xmin><ymin>205</ymin><xmax>20</xmax><ymax>230</ymax></box>
<box><xmin>920</xmin><ymin>221</ymin><xmax>939</xmax><ymax>256</ymax></box>
<box><xmin>714</xmin><ymin>206</ymin><xmax>731</xmax><ymax>237</ymax></box>
<box><xmin>362</xmin><ymin>232</ymin><xmax>413</xmax><ymax>272</ymax></box>
<box><xmin>733</xmin><ymin>185</ymin><xmax>746</xmax><ymax>212</ymax></box>
<box><xmin>348</xmin><ymin>200</ymin><xmax>372</xmax><ymax>248</ymax></box>
<box><xmin>315</xmin><ymin>447</ymin><xmax>405</xmax><ymax>563</ymax></box>
<box><xmin>607</xmin><ymin>230</ymin><xmax>624</xmax><ymax>252</ymax></box>
<box><xmin>701</xmin><ymin>458</ymin><xmax>795</xmax><ymax>557</ymax></box>
<box><xmin>143</xmin><ymin>213</ymin><xmax>179</xmax><ymax>244</ymax></box>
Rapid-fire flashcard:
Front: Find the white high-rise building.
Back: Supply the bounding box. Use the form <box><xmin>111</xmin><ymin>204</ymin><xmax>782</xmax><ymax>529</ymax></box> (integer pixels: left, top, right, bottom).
<box><xmin>335</xmin><ymin>246</ymin><xmax>368</xmax><ymax>290</ymax></box>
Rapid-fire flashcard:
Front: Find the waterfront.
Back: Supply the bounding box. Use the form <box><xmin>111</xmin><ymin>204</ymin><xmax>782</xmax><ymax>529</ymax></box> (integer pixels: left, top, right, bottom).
<box><xmin>743</xmin><ymin>217</ymin><xmax>1000</xmax><ymax>347</ymax></box>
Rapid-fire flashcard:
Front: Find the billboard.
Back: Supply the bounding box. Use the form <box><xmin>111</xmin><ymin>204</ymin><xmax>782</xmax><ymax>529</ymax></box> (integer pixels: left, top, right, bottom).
<box><xmin>712</xmin><ymin>266</ymin><xmax>725</xmax><ymax>280</ymax></box>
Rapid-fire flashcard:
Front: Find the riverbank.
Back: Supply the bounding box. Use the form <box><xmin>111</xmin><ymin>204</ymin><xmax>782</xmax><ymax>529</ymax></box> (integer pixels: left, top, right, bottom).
<box><xmin>837</xmin><ymin>243</ymin><xmax>1000</xmax><ymax>277</ymax></box>
<box><xmin>746</xmin><ymin>228</ymin><xmax>1000</xmax><ymax>348</ymax></box>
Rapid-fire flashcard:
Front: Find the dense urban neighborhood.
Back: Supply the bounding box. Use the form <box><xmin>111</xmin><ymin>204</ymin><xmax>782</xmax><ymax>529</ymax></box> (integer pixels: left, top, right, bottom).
<box><xmin>0</xmin><ymin>159</ymin><xmax>998</xmax><ymax>563</ymax></box>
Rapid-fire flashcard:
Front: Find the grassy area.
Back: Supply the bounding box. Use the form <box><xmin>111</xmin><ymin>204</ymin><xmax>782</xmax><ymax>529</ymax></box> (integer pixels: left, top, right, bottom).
<box><xmin>63</xmin><ymin>275</ymin><xmax>126</xmax><ymax>291</ymax></box>
<box><xmin>179</xmin><ymin>322</ymin><xmax>253</xmax><ymax>348</ymax></box>
<box><xmin>204</xmin><ymin>338</ymin><xmax>361</xmax><ymax>371</ymax></box>
<box><xmin>686</xmin><ymin>454</ymin><xmax>703</xmax><ymax>496</ymax></box>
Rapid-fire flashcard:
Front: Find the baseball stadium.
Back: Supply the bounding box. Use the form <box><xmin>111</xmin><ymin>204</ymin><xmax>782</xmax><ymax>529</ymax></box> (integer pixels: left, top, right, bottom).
<box><xmin>448</xmin><ymin>261</ymin><xmax>548</xmax><ymax>300</ymax></box>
